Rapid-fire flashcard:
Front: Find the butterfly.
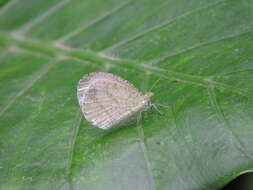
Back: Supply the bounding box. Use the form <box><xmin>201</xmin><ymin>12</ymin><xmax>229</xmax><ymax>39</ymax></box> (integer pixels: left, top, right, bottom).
<box><xmin>77</xmin><ymin>72</ymin><xmax>153</xmax><ymax>129</ymax></box>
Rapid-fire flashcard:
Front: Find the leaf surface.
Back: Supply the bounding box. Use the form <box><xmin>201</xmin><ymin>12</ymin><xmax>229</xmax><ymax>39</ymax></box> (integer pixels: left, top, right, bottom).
<box><xmin>0</xmin><ymin>0</ymin><xmax>253</xmax><ymax>189</ymax></box>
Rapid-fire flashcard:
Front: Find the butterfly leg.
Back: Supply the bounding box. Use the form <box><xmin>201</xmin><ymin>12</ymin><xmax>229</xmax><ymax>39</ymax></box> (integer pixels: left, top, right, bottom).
<box><xmin>150</xmin><ymin>103</ymin><xmax>163</xmax><ymax>115</ymax></box>
<box><xmin>150</xmin><ymin>103</ymin><xmax>170</xmax><ymax>115</ymax></box>
<box><xmin>154</xmin><ymin>103</ymin><xmax>170</xmax><ymax>108</ymax></box>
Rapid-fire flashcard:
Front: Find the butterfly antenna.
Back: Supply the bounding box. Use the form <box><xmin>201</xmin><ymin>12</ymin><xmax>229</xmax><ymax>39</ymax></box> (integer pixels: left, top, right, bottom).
<box><xmin>148</xmin><ymin>76</ymin><xmax>162</xmax><ymax>92</ymax></box>
<box><xmin>147</xmin><ymin>76</ymin><xmax>170</xmax><ymax>113</ymax></box>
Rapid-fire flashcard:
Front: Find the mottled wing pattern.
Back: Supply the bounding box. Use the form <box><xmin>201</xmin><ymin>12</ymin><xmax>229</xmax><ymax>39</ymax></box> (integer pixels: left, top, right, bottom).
<box><xmin>77</xmin><ymin>72</ymin><xmax>147</xmax><ymax>129</ymax></box>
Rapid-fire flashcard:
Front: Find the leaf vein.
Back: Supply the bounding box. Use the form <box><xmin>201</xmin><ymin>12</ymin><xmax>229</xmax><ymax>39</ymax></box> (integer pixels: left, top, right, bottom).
<box><xmin>151</xmin><ymin>29</ymin><xmax>253</xmax><ymax>64</ymax></box>
<box><xmin>0</xmin><ymin>0</ymin><xmax>17</xmax><ymax>16</ymax></box>
<box><xmin>66</xmin><ymin>110</ymin><xmax>82</xmax><ymax>189</ymax></box>
<box><xmin>101</xmin><ymin>0</ymin><xmax>226</xmax><ymax>52</ymax></box>
<box><xmin>54</xmin><ymin>0</ymin><xmax>134</xmax><ymax>43</ymax></box>
<box><xmin>207</xmin><ymin>87</ymin><xmax>253</xmax><ymax>162</ymax></box>
<box><xmin>16</xmin><ymin>0</ymin><xmax>71</xmax><ymax>35</ymax></box>
<box><xmin>0</xmin><ymin>59</ymin><xmax>57</xmax><ymax>117</ymax></box>
<box><xmin>135</xmin><ymin>74</ymin><xmax>156</xmax><ymax>190</ymax></box>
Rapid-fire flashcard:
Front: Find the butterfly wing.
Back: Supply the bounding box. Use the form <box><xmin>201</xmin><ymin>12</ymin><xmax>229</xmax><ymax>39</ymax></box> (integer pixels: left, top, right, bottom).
<box><xmin>77</xmin><ymin>72</ymin><xmax>146</xmax><ymax>129</ymax></box>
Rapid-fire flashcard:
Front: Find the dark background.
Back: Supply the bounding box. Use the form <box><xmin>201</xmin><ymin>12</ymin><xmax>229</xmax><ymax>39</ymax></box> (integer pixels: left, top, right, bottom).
<box><xmin>221</xmin><ymin>172</ymin><xmax>253</xmax><ymax>190</ymax></box>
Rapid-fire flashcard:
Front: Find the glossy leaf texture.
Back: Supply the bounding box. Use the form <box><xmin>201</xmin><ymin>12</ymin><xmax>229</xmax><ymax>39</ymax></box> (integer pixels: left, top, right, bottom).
<box><xmin>0</xmin><ymin>0</ymin><xmax>253</xmax><ymax>189</ymax></box>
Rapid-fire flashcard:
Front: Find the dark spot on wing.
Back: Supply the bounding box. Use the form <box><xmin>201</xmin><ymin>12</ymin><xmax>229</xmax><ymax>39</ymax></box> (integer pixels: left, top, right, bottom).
<box><xmin>86</xmin><ymin>87</ymin><xmax>97</xmax><ymax>100</ymax></box>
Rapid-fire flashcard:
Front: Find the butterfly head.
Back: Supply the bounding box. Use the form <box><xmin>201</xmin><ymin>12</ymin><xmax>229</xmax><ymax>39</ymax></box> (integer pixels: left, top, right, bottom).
<box><xmin>143</xmin><ymin>91</ymin><xmax>153</xmax><ymax>103</ymax></box>
<box><xmin>144</xmin><ymin>92</ymin><xmax>153</xmax><ymax>99</ymax></box>
<box><xmin>140</xmin><ymin>92</ymin><xmax>153</xmax><ymax>110</ymax></box>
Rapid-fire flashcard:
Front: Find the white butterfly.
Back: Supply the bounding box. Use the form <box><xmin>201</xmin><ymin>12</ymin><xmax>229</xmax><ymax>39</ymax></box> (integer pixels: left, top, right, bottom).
<box><xmin>77</xmin><ymin>72</ymin><xmax>153</xmax><ymax>129</ymax></box>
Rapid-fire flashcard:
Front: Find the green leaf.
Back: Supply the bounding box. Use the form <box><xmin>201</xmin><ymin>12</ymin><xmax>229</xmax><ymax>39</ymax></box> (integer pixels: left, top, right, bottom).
<box><xmin>0</xmin><ymin>0</ymin><xmax>253</xmax><ymax>189</ymax></box>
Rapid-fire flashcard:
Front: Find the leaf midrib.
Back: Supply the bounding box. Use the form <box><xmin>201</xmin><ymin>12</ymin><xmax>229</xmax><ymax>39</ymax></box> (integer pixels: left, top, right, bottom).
<box><xmin>0</xmin><ymin>31</ymin><xmax>251</xmax><ymax>98</ymax></box>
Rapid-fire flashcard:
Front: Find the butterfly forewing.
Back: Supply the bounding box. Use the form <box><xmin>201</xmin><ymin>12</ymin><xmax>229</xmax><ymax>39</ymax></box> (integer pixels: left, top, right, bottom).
<box><xmin>77</xmin><ymin>72</ymin><xmax>151</xmax><ymax>129</ymax></box>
